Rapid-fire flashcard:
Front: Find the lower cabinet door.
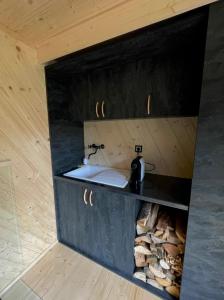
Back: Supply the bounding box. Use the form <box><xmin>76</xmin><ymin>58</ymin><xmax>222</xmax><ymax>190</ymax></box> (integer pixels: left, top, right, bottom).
<box><xmin>89</xmin><ymin>189</ymin><xmax>136</xmax><ymax>276</ymax></box>
<box><xmin>55</xmin><ymin>180</ymin><xmax>92</xmax><ymax>255</ymax></box>
<box><xmin>55</xmin><ymin>179</ymin><xmax>136</xmax><ymax>276</ymax></box>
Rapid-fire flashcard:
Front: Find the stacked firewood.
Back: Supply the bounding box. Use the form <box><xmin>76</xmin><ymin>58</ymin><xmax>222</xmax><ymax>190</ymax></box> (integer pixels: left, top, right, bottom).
<box><xmin>133</xmin><ymin>203</ymin><xmax>187</xmax><ymax>299</ymax></box>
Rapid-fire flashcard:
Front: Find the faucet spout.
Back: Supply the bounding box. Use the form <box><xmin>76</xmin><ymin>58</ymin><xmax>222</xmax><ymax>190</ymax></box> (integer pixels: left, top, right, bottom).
<box><xmin>88</xmin><ymin>148</ymin><xmax>98</xmax><ymax>159</ymax></box>
<box><xmin>87</xmin><ymin>144</ymin><xmax>105</xmax><ymax>160</ymax></box>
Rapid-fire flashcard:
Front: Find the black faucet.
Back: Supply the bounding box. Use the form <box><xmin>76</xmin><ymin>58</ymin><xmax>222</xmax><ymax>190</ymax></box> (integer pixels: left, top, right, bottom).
<box><xmin>88</xmin><ymin>144</ymin><xmax>105</xmax><ymax>159</ymax></box>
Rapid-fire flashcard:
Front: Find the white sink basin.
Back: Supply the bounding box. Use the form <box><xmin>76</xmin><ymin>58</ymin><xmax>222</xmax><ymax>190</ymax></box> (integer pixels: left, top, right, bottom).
<box><xmin>63</xmin><ymin>165</ymin><xmax>129</xmax><ymax>188</ymax></box>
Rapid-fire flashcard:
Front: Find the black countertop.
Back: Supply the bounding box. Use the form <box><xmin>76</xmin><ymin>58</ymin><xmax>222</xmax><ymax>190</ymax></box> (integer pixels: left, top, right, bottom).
<box><xmin>55</xmin><ymin>172</ymin><xmax>191</xmax><ymax>211</ymax></box>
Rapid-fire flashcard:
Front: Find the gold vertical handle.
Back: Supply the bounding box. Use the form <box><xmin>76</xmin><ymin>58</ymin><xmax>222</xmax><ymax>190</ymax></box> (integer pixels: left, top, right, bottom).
<box><xmin>147</xmin><ymin>95</ymin><xmax>151</xmax><ymax>115</ymax></box>
<box><xmin>83</xmin><ymin>189</ymin><xmax>88</xmax><ymax>205</ymax></box>
<box><xmin>89</xmin><ymin>190</ymin><xmax>93</xmax><ymax>206</ymax></box>
<box><xmin>96</xmin><ymin>102</ymin><xmax>100</xmax><ymax>118</ymax></box>
<box><xmin>101</xmin><ymin>101</ymin><xmax>105</xmax><ymax>118</ymax></box>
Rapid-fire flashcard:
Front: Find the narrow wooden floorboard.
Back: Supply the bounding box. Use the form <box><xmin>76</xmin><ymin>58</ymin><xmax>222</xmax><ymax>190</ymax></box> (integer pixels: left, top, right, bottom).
<box><xmin>22</xmin><ymin>243</ymin><xmax>161</xmax><ymax>300</ymax></box>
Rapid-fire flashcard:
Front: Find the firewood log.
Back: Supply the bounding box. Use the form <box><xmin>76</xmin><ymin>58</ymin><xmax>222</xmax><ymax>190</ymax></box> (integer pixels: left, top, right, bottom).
<box><xmin>135</xmin><ymin>235</ymin><xmax>151</xmax><ymax>244</ymax></box>
<box><xmin>151</xmin><ymin>235</ymin><xmax>166</xmax><ymax>244</ymax></box>
<box><xmin>134</xmin><ymin>252</ymin><xmax>147</xmax><ymax>267</ymax></box>
<box><xmin>134</xmin><ymin>245</ymin><xmax>151</xmax><ymax>255</ymax></box>
<box><xmin>175</xmin><ymin>213</ymin><xmax>187</xmax><ymax>243</ymax></box>
<box><xmin>166</xmin><ymin>285</ymin><xmax>180</xmax><ymax>298</ymax></box>
<box><xmin>157</xmin><ymin>246</ymin><xmax>165</xmax><ymax>259</ymax></box>
<box><xmin>165</xmin><ymin>270</ymin><xmax>176</xmax><ymax>281</ymax></box>
<box><xmin>177</xmin><ymin>243</ymin><xmax>185</xmax><ymax>254</ymax></box>
<box><xmin>149</xmin><ymin>265</ymin><xmax>166</xmax><ymax>279</ymax></box>
<box><xmin>154</xmin><ymin>230</ymin><xmax>164</xmax><ymax>237</ymax></box>
<box><xmin>138</xmin><ymin>203</ymin><xmax>159</xmax><ymax>230</ymax></box>
<box><xmin>160</xmin><ymin>259</ymin><xmax>170</xmax><ymax>270</ymax></box>
<box><xmin>147</xmin><ymin>279</ymin><xmax>163</xmax><ymax>290</ymax></box>
<box><xmin>146</xmin><ymin>255</ymin><xmax>158</xmax><ymax>265</ymax></box>
<box><xmin>167</xmin><ymin>230</ymin><xmax>181</xmax><ymax>244</ymax></box>
<box><xmin>144</xmin><ymin>267</ymin><xmax>155</xmax><ymax>279</ymax></box>
<box><xmin>133</xmin><ymin>271</ymin><xmax>146</xmax><ymax>282</ymax></box>
<box><xmin>155</xmin><ymin>277</ymin><xmax>172</xmax><ymax>287</ymax></box>
<box><xmin>136</xmin><ymin>223</ymin><xmax>149</xmax><ymax>235</ymax></box>
<box><xmin>162</xmin><ymin>243</ymin><xmax>180</xmax><ymax>257</ymax></box>
<box><xmin>156</xmin><ymin>210</ymin><xmax>173</xmax><ymax>231</ymax></box>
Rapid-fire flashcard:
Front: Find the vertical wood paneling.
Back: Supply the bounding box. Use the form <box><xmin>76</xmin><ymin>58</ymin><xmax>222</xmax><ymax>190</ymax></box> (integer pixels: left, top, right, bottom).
<box><xmin>0</xmin><ymin>29</ymin><xmax>56</xmax><ymax>292</ymax></box>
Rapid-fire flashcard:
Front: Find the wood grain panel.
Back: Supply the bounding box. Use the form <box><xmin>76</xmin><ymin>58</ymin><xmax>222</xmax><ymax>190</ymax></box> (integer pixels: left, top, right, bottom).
<box><xmin>84</xmin><ymin>118</ymin><xmax>197</xmax><ymax>178</ymax></box>
<box><xmin>22</xmin><ymin>243</ymin><xmax>161</xmax><ymax>300</ymax></box>
<box><xmin>0</xmin><ymin>29</ymin><xmax>56</xmax><ymax>292</ymax></box>
<box><xmin>36</xmin><ymin>0</ymin><xmax>216</xmax><ymax>63</ymax></box>
<box><xmin>0</xmin><ymin>1</ymin><xmax>216</xmax><ymax>62</ymax></box>
<box><xmin>0</xmin><ymin>162</ymin><xmax>24</xmax><ymax>291</ymax></box>
<box><xmin>2</xmin><ymin>280</ymin><xmax>40</xmax><ymax>300</ymax></box>
<box><xmin>0</xmin><ymin>0</ymin><xmax>127</xmax><ymax>47</ymax></box>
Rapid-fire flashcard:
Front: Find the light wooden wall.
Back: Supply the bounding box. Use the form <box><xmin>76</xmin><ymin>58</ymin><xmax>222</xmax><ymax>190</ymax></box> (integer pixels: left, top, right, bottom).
<box><xmin>0</xmin><ymin>1</ymin><xmax>216</xmax><ymax>63</ymax></box>
<box><xmin>36</xmin><ymin>0</ymin><xmax>216</xmax><ymax>63</ymax></box>
<box><xmin>84</xmin><ymin>118</ymin><xmax>197</xmax><ymax>179</ymax></box>
<box><xmin>0</xmin><ymin>161</ymin><xmax>23</xmax><ymax>291</ymax></box>
<box><xmin>0</xmin><ymin>29</ymin><xmax>56</xmax><ymax>292</ymax></box>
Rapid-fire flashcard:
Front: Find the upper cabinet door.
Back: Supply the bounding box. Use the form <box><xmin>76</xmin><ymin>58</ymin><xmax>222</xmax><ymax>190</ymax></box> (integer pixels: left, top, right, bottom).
<box><xmin>70</xmin><ymin>53</ymin><xmax>200</xmax><ymax>121</ymax></box>
<box><xmin>88</xmin><ymin>69</ymin><xmax>109</xmax><ymax>120</ymax></box>
<box><xmin>106</xmin><ymin>61</ymin><xmax>152</xmax><ymax>119</ymax></box>
<box><xmin>132</xmin><ymin>59</ymin><xmax>153</xmax><ymax>118</ymax></box>
<box><xmin>150</xmin><ymin>53</ymin><xmax>201</xmax><ymax>117</ymax></box>
<box><xmin>88</xmin><ymin>59</ymin><xmax>153</xmax><ymax>120</ymax></box>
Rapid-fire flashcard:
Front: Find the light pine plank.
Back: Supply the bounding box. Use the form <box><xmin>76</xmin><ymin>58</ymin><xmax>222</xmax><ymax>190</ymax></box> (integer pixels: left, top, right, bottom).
<box><xmin>0</xmin><ymin>29</ymin><xmax>56</xmax><ymax>292</ymax></box>
<box><xmin>2</xmin><ymin>280</ymin><xmax>40</xmax><ymax>300</ymax></box>
<box><xmin>0</xmin><ymin>0</ymin><xmax>216</xmax><ymax>58</ymax></box>
<box><xmin>84</xmin><ymin>118</ymin><xmax>197</xmax><ymax>178</ymax></box>
<box><xmin>22</xmin><ymin>243</ymin><xmax>161</xmax><ymax>300</ymax></box>
<box><xmin>36</xmin><ymin>0</ymin><xmax>216</xmax><ymax>62</ymax></box>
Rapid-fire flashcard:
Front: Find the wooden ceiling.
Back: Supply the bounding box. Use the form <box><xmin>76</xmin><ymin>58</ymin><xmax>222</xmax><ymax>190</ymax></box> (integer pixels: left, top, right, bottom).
<box><xmin>0</xmin><ymin>0</ymin><xmax>125</xmax><ymax>48</ymax></box>
<box><xmin>0</xmin><ymin>0</ymin><xmax>216</xmax><ymax>63</ymax></box>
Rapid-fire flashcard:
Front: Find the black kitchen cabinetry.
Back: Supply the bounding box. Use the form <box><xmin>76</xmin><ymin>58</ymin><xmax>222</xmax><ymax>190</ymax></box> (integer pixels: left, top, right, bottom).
<box><xmin>44</xmin><ymin>3</ymin><xmax>224</xmax><ymax>299</ymax></box>
<box><xmin>47</xmin><ymin>7</ymin><xmax>208</xmax><ymax>121</ymax></box>
<box><xmin>55</xmin><ymin>177</ymin><xmax>136</xmax><ymax>276</ymax></box>
<box><xmin>68</xmin><ymin>51</ymin><xmax>204</xmax><ymax>121</ymax></box>
<box><xmin>55</xmin><ymin>179</ymin><xmax>89</xmax><ymax>254</ymax></box>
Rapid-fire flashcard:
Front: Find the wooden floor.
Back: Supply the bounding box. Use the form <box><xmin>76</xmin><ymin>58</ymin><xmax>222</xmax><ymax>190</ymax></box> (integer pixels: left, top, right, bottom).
<box><xmin>2</xmin><ymin>280</ymin><xmax>40</xmax><ymax>300</ymax></box>
<box><xmin>18</xmin><ymin>243</ymin><xmax>161</xmax><ymax>300</ymax></box>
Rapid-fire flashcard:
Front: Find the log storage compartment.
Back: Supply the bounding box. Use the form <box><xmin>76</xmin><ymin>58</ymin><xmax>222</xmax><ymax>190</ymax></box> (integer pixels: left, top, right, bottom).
<box><xmin>133</xmin><ymin>201</ymin><xmax>187</xmax><ymax>299</ymax></box>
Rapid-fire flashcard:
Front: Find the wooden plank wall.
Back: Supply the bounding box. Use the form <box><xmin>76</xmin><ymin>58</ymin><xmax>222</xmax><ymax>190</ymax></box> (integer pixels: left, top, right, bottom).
<box><xmin>0</xmin><ymin>161</ymin><xmax>24</xmax><ymax>291</ymax></box>
<box><xmin>84</xmin><ymin>118</ymin><xmax>197</xmax><ymax>179</ymax></box>
<box><xmin>36</xmin><ymin>0</ymin><xmax>216</xmax><ymax>63</ymax></box>
<box><xmin>0</xmin><ymin>29</ymin><xmax>56</xmax><ymax>292</ymax></box>
<box><xmin>0</xmin><ymin>1</ymin><xmax>216</xmax><ymax>63</ymax></box>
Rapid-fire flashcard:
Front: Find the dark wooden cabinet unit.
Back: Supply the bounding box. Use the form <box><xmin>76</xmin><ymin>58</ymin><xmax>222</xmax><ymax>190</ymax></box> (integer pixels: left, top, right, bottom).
<box><xmin>46</xmin><ymin>7</ymin><xmax>208</xmax><ymax>122</ymax></box>
<box><xmin>181</xmin><ymin>2</ymin><xmax>224</xmax><ymax>299</ymax></box>
<box><xmin>45</xmin><ymin>3</ymin><xmax>224</xmax><ymax>300</ymax></box>
<box><xmin>55</xmin><ymin>177</ymin><xmax>136</xmax><ymax>276</ymax></box>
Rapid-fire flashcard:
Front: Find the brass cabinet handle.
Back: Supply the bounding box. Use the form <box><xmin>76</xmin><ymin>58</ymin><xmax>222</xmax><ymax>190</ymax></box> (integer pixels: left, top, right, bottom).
<box><xmin>101</xmin><ymin>101</ymin><xmax>105</xmax><ymax>118</ymax></box>
<box><xmin>89</xmin><ymin>190</ymin><xmax>93</xmax><ymax>206</ymax></box>
<box><xmin>96</xmin><ymin>102</ymin><xmax>100</xmax><ymax>118</ymax></box>
<box><xmin>83</xmin><ymin>188</ymin><xmax>88</xmax><ymax>205</ymax></box>
<box><xmin>147</xmin><ymin>95</ymin><xmax>151</xmax><ymax>115</ymax></box>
